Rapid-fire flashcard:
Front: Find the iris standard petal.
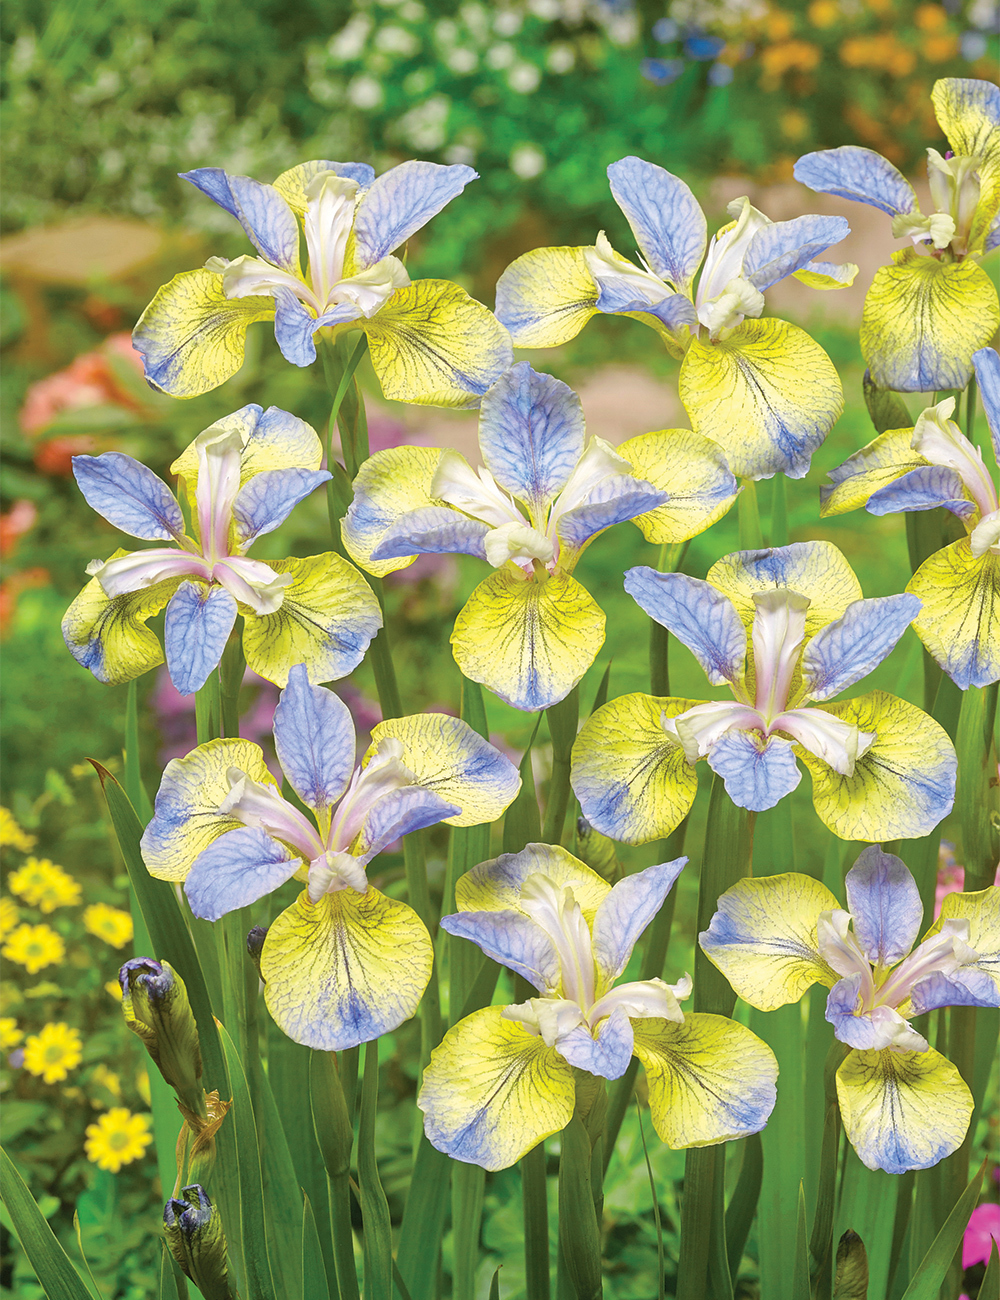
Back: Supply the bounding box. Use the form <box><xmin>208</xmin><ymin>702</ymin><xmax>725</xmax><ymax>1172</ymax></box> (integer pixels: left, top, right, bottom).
<box><xmin>353</xmin><ymin>161</ymin><xmax>476</xmax><ymax>266</ymax></box>
<box><xmin>866</xmin><ymin>465</ymin><xmax>977</xmax><ymax>518</ymax></box>
<box><xmin>617</xmin><ymin>429</ymin><xmax>739</xmax><ymax>545</ymax></box>
<box><xmin>371</xmin><ymin>506</ymin><xmax>490</xmax><ymax>563</ymax></box>
<box><xmin>343</xmin><ymin>446</ymin><xmax>442</xmax><ymax>577</ymax></box>
<box><xmin>439</xmin><ymin>909</ymin><xmax>560</xmax><ymax>993</ymax></box>
<box><xmin>922</xmin><ymin>888</ymin><xmax>1000</xmax><ymax>1000</ymax></box>
<box><xmin>973</xmin><ymin>346</ymin><xmax>1000</xmax><ymax>463</ymax></box>
<box><xmin>226</xmin><ymin>174</ymin><xmax>301</xmax><ymax>273</ymax></box>
<box><xmin>353</xmin><ymin>785</ymin><xmax>460</xmax><ymax>863</ymax></box>
<box><xmin>261</xmin><ymin>887</ymin><xmax>433</xmax><ymax>1050</ymax></box>
<box><xmin>241</xmin><ymin>552</ymin><xmax>382</xmax><ymax>688</ymax></box>
<box><xmin>132</xmin><ymin>268</ymin><xmax>274</xmax><ymax>398</ymax></box>
<box><xmin>556</xmin><ymin>476</ymin><xmax>667</xmax><ymax>554</ymax></box>
<box><xmin>231</xmin><ymin>467</ymin><xmax>332</xmax><ymax>548</ymax></box>
<box><xmin>606</xmin><ymin>157</ymin><xmax>707</xmax><ymax>290</ymax></box>
<box><xmin>271</xmin><ymin>160</ymin><xmax>375</xmax><ymax>216</ymax></box>
<box><xmin>845</xmin><ymin>845</ymin><xmax>923</xmax><ymax>966</ymax></box>
<box><xmin>363</xmin><ymin>280</ymin><xmax>513</xmax><ymax>408</ymax></box>
<box><xmin>860</xmin><ymin>252</ymin><xmax>999</xmax><ymax>392</ymax></box>
<box><xmin>418</xmin><ymin>1005</ymin><xmax>575</xmax><ymax>1170</ymax></box>
<box><xmin>792</xmin><ymin>146</ymin><xmax>918</xmax><ymax>217</ymax></box>
<box><xmin>184</xmin><ymin>826</ymin><xmax>299</xmax><ymax>921</ymax></box>
<box><xmin>272</xmin><ymin>664</ymin><xmax>356</xmax><ymax>811</ymax></box>
<box><xmin>455</xmin><ymin>844</ymin><xmax>610</xmax><ymax>917</ymax></box>
<box><xmin>798</xmin><ymin>691</ymin><xmax>957</xmax><ymax>841</ymax></box>
<box><xmin>802</xmin><ymin>594</ymin><xmax>921</xmax><ymax>701</ymax></box>
<box><xmin>632</xmin><ymin>1013</ymin><xmax>778</xmax><ymax>1147</ymax></box>
<box><xmin>141</xmin><ymin>738</ymin><xmax>275</xmax><ymax>881</ymax></box>
<box><xmin>699</xmin><ymin>873</ymin><xmax>841</xmax><ymax>1010</ymax></box>
<box><xmin>494</xmin><ymin>245</ymin><xmax>599</xmax><ymax>348</ymax></box>
<box><xmin>477</xmin><ymin>363</ymin><xmax>584</xmax><ymax>512</ymax></box>
<box><xmin>591</xmin><ymin>858</ymin><xmax>686</xmax><ymax>985</ymax></box>
<box><xmin>820</xmin><ymin>427</ymin><xmax>924</xmax><ymax>517</ymax></box>
<box><xmin>931</xmin><ymin>77</ymin><xmax>1000</xmax><ymax>252</ymax></box>
<box><xmin>571</xmin><ymin>693</ymin><xmax>701</xmax><ymax>845</ymax></box>
<box><xmin>793</xmin><ymin>259</ymin><xmax>860</xmax><ymax>290</ymax></box>
<box><xmin>181</xmin><ymin>167</ymin><xmax>240</xmax><ymax>217</ymax></box>
<box><xmin>163</xmin><ymin>582</ymin><xmax>239</xmax><ymax>696</ymax></box>
<box><xmin>706</xmin><ymin>730</ymin><xmax>802</xmax><ymax>812</ymax></box>
<box><xmin>679</xmin><ymin>319</ymin><xmax>843</xmax><ymax>480</ymax></box>
<box><xmin>624</xmin><ymin>569</ymin><xmax>746</xmax><ymax>686</ymax></box>
<box><xmin>836</xmin><ymin>1046</ymin><xmax>973</xmax><ymax>1174</ymax></box>
<box><xmin>743</xmin><ymin>214</ymin><xmax>851</xmax><ymax>292</ymax></box>
<box><xmin>369</xmin><ymin>714</ymin><xmax>520</xmax><ymax>827</ymax></box>
<box><xmin>451</xmin><ymin>569</ymin><xmax>605</xmax><ymax>712</ymax></box>
<box><xmin>72</xmin><ymin>454</ymin><xmax>183</xmax><ymax>541</ymax></box>
<box><xmin>707</xmin><ymin>540</ymin><xmax>863</xmax><ymax>636</ymax></box>
<box><xmin>62</xmin><ymin>552</ymin><xmax>180</xmax><ymax>685</ymax></box>
<box><xmin>907</xmin><ymin>542</ymin><xmax>1000</xmax><ymax>689</ymax></box>
<box><xmin>171</xmin><ymin>404</ymin><xmax>325</xmax><ymax>498</ymax></box>
<box><xmin>557</xmin><ymin>1006</ymin><xmax>634</xmax><ymax>1079</ymax></box>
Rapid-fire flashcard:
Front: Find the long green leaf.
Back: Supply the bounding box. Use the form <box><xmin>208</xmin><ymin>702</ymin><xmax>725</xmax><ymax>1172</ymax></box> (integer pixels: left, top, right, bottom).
<box><xmin>980</xmin><ymin>1240</ymin><xmax>999</xmax><ymax>1299</ymax></box>
<box><xmin>834</xmin><ymin>1151</ymin><xmax>898</xmax><ymax>1300</ymax></box>
<box><xmin>503</xmin><ymin>720</ymin><xmax>542</xmax><ymax>854</ymax></box>
<box><xmin>451</xmin><ymin>1161</ymin><xmax>486</xmax><ymax>1300</ymax></box>
<box><xmin>252</xmin><ymin>1054</ymin><xmax>305</xmax><ymax>1300</ymax></box>
<box><xmin>725</xmin><ymin>1133</ymin><xmax>763</xmax><ymax>1281</ymax></box>
<box><xmin>218</xmin><ymin>1024</ymin><xmax>277</xmax><ymax>1300</ymax></box>
<box><xmin>358</xmin><ymin>1041</ymin><xmax>392</xmax><ymax>1300</ymax></box>
<box><xmin>520</xmin><ymin>1142</ymin><xmax>550</xmax><ymax>1300</ymax></box>
<box><xmin>158</xmin><ymin>1242</ymin><xmax>189</xmax><ymax>1300</ymax></box>
<box><xmin>899</xmin><ymin>1161</ymin><xmax>985</xmax><ymax>1300</ymax></box>
<box><xmin>0</xmin><ymin>1148</ymin><xmax>93</xmax><ymax>1300</ymax></box>
<box><xmin>90</xmin><ymin>763</ymin><xmax>226</xmax><ymax>1091</ymax></box>
<box><xmin>791</xmin><ymin>1184</ymin><xmax>810</xmax><ymax>1300</ymax></box>
<box><xmin>557</xmin><ymin>1117</ymin><xmax>602</xmax><ymax>1300</ymax></box>
<box><xmin>395</xmin><ymin>1137</ymin><xmax>451</xmax><ymax>1300</ymax></box>
<box><xmin>542</xmin><ymin>686</ymin><xmax>578</xmax><ymax>845</ymax></box>
<box><xmin>301</xmin><ymin>1195</ymin><xmax>333</xmax><ymax>1300</ymax></box>
<box><xmin>309</xmin><ymin>1050</ymin><xmax>359</xmax><ymax>1300</ymax></box>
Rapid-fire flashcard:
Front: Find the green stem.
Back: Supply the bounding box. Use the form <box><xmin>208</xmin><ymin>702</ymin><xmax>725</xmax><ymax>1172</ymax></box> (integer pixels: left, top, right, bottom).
<box><xmin>694</xmin><ymin>778</ymin><xmax>755</xmax><ymax>1017</ymax></box>
<box><xmin>769</xmin><ymin>474</ymin><xmax>788</xmax><ymax>548</ymax></box>
<box><xmin>311</xmin><ymin>1051</ymin><xmax>360</xmax><ymax>1300</ymax></box>
<box><xmin>403</xmin><ymin>831</ymin><xmax>443</xmax><ymax>1071</ymax></box>
<box><xmin>319</xmin><ymin>333</ymin><xmax>370</xmax><ymax>481</ymax></box>
<box><xmin>955</xmin><ymin>682</ymin><xmax>999</xmax><ymax>892</ymax></box>
<box><xmin>358</xmin><ymin>1040</ymin><xmax>392</xmax><ymax>1300</ymax></box>
<box><xmin>648</xmin><ymin>541</ymin><xmax>689</xmax><ymax>697</ymax></box>
<box><xmin>451</xmin><ymin>1163</ymin><xmax>486</xmax><ymax>1300</ymax></box>
<box><xmin>219</xmin><ymin>634</ymin><xmax>245</xmax><ymax>741</ymax></box>
<box><xmin>124</xmin><ymin>678</ymin><xmax>152</xmax><ymax>821</ymax></box>
<box><xmin>520</xmin><ymin>1142</ymin><xmax>551</xmax><ymax>1300</ymax></box>
<box><xmin>965</xmin><ymin>372</ymin><xmax>978</xmax><ymax>450</ymax></box>
<box><xmin>737</xmin><ymin>480</ymin><xmax>763</xmax><ymax>550</ymax></box>
<box><xmin>542</xmin><ymin>687</ymin><xmax>579</xmax><ymax>846</ymax></box>
<box><xmin>557</xmin><ymin>1115</ymin><xmax>603</xmax><ymax>1300</ymax></box>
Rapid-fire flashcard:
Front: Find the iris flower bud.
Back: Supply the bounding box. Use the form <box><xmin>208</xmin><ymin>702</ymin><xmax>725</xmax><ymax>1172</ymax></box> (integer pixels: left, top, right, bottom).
<box><xmin>119</xmin><ymin>958</ymin><xmax>204</xmax><ymax>1119</ymax></box>
<box><xmin>246</xmin><ymin>926</ymin><xmax>268</xmax><ymax>982</ymax></box>
<box><xmin>163</xmin><ymin>1184</ymin><xmax>235</xmax><ymax>1300</ymax></box>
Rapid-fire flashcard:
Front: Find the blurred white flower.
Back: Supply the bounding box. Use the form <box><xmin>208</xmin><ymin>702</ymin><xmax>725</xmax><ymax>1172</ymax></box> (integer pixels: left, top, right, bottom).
<box><xmin>374</xmin><ymin>25</ymin><xmax>420</xmax><ymax>56</ymax></box>
<box><xmin>486</xmin><ymin>42</ymin><xmax>516</xmax><ymax>69</ymax></box>
<box><xmin>546</xmin><ymin>43</ymin><xmax>575</xmax><ymax>73</ymax></box>
<box><xmin>508</xmin><ymin>62</ymin><xmax>542</xmax><ymax>93</ymax></box>
<box><xmin>510</xmin><ymin>142</ymin><xmax>546</xmax><ymax>178</ymax></box>
<box><xmin>348</xmin><ymin>74</ymin><xmax>384</xmax><ymax>109</ymax></box>
<box><xmin>329</xmin><ymin>15</ymin><xmax>372</xmax><ymax>64</ymax></box>
<box><xmin>446</xmin><ymin>47</ymin><xmax>479</xmax><ymax>74</ymax></box>
<box><xmin>397</xmin><ymin>94</ymin><xmax>451</xmax><ymax>149</ymax></box>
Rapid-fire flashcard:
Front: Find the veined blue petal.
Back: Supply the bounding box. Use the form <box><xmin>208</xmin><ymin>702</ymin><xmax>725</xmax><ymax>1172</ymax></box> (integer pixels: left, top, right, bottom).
<box><xmin>227</xmin><ymin>174</ymin><xmax>300</xmax><ymax>273</ymax></box>
<box><xmin>72</xmin><ymin>454</ymin><xmax>183</xmax><ymax>541</ymax></box>
<box><xmin>371</xmin><ymin>507</ymin><xmax>489</xmax><ymax>561</ymax></box>
<box><xmin>792</xmin><ymin>147</ymin><xmax>917</xmax><ymax>217</ymax></box>
<box><xmin>557</xmin><ymin>476</ymin><xmax>667</xmax><ymax>552</ymax></box>
<box><xmin>866</xmin><ymin>466</ymin><xmax>978</xmax><ymax>519</ymax></box>
<box><xmin>232</xmin><ymin>467</ymin><xmax>332</xmax><ymax>547</ymax></box>
<box><xmin>972</xmin><ymin>347</ymin><xmax>1000</xmax><ymax>464</ymax></box>
<box><xmin>356</xmin><ymin>786</ymin><xmax>461</xmax><ymax>863</ymax></box>
<box><xmin>591</xmin><ymin>858</ymin><xmax>686</xmax><ymax>984</ymax></box>
<box><xmin>272</xmin><ymin>290</ymin><xmax>361</xmax><ymax>367</ymax></box>
<box><xmin>844</xmin><ymin>845</ymin><xmax>922</xmax><ymax>967</ymax></box>
<box><xmin>557</xmin><ymin>1006</ymin><xmax>634</xmax><ymax>1079</ymax></box>
<box><xmin>164</xmin><ymin>582</ymin><xmax>238</xmax><ymax>696</ymax></box>
<box><xmin>624</xmin><ymin>568</ymin><xmax>746</xmax><ymax>685</ymax></box>
<box><xmin>181</xmin><ymin>168</ymin><xmax>239</xmax><ymax>218</ymax></box>
<box><xmin>802</xmin><ymin>594</ymin><xmax>922</xmax><ymax>701</ymax></box>
<box><xmin>184</xmin><ymin>826</ymin><xmax>299</xmax><ymax>921</ymax></box>
<box><xmin>592</xmin><ymin>276</ymin><xmax>672</xmax><ymax>316</ymax></box>
<box><xmin>707</xmin><ymin>730</ymin><xmax>802</xmax><ymax>812</ymax></box>
<box><xmin>985</xmin><ymin>211</ymin><xmax>1000</xmax><ymax>254</ymax></box>
<box><xmin>353</xmin><ymin>161</ymin><xmax>477</xmax><ymax>267</ymax></box>
<box><xmin>825</xmin><ymin>974</ymin><xmax>896</xmax><ymax>1049</ymax></box>
<box><xmin>439</xmin><ymin>909</ymin><xmax>559</xmax><ymax>993</ymax></box>
<box><xmin>908</xmin><ymin>968</ymin><xmax>1000</xmax><ymax>1014</ymax></box>
<box><xmin>634</xmin><ymin>294</ymin><xmax>699</xmax><ymax>332</ymax></box>
<box><xmin>477</xmin><ymin>363</ymin><xmax>584</xmax><ymax>512</ymax></box>
<box><xmin>273</xmin><ymin>663</ymin><xmax>356</xmax><ymax>812</ymax></box>
<box><xmin>607</xmin><ymin>157</ymin><xmax>707</xmax><ymax>289</ymax></box>
<box><xmin>743</xmin><ymin>214</ymin><xmax>851</xmax><ymax>292</ymax></box>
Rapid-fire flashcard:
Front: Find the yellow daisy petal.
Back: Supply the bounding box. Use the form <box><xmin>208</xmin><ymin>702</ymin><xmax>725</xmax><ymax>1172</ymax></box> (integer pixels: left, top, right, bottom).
<box><xmin>22</xmin><ymin>1022</ymin><xmax>82</xmax><ymax>1084</ymax></box>
<box><xmin>2</xmin><ymin>924</ymin><xmax>66</xmax><ymax>975</ymax></box>
<box><xmin>836</xmin><ymin>1046</ymin><xmax>972</xmax><ymax>1174</ymax></box>
<box><xmin>451</xmin><ymin>568</ymin><xmax>605</xmax><ymax>713</ymax></box>
<box><xmin>616</xmin><ymin>428</ymin><xmax>739</xmax><ymax>544</ymax></box>
<box><xmin>907</xmin><ymin>542</ymin><xmax>1000</xmax><ymax>690</ymax></box>
<box><xmin>83</xmin><ymin>903</ymin><xmax>134</xmax><ymax>950</ymax></box>
<box><xmin>261</xmin><ymin>886</ymin><xmax>433</xmax><ymax>1050</ymax></box>
<box><xmin>418</xmin><ymin>1004</ymin><xmax>576</xmax><ymax>1170</ymax></box>
<box><xmin>84</xmin><ymin>1107</ymin><xmax>153</xmax><ymax>1172</ymax></box>
<box><xmin>632</xmin><ymin>1013</ymin><xmax>778</xmax><ymax>1148</ymax></box>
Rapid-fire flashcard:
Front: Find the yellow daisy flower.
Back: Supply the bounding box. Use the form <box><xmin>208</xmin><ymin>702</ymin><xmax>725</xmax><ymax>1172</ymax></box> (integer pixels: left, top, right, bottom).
<box><xmin>22</xmin><ymin>1022</ymin><xmax>82</xmax><ymax>1083</ymax></box>
<box><xmin>90</xmin><ymin>1063</ymin><xmax>123</xmax><ymax>1105</ymax></box>
<box><xmin>8</xmin><ymin>858</ymin><xmax>81</xmax><ymax>912</ymax></box>
<box><xmin>82</xmin><ymin>904</ymin><xmax>133</xmax><ymax>949</ymax></box>
<box><xmin>0</xmin><ymin>807</ymin><xmax>35</xmax><ymax>852</ymax></box>
<box><xmin>84</xmin><ymin>1107</ymin><xmax>152</xmax><ymax>1172</ymax></box>
<box><xmin>0</xmin><ymin>897</ymin><xmax>20</xmax><ymax>938</ymax></box>
<box><xmin>0</xmin><ymin>1017</ymin><xmax>23</xmax><ymax>1050</ymax></box>
<box><xmin>104</xmin><ymin>980</ymin><xmax>123</xmax><ymax>1002</ymax></box>
<box><xmin>2</xmin><ymin>923</ymin><xmax>65</xmax><ymax>974</ymax></box>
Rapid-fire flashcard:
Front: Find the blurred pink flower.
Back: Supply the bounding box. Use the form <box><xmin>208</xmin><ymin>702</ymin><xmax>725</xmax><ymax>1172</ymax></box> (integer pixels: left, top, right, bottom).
<box><xmin>935</xmin><ymin>841</ymin><xmax>965</xmax><ymax>919</ymax></box>
<box><xmin>0</xmin><ymin>500</ymin><xmax>37</xmax><ymax>558</ymax></box>
<box><xmin>963</xmin><ymin>1202</ymin><xmax>1000</xmax><ymax>1268</ymax></box>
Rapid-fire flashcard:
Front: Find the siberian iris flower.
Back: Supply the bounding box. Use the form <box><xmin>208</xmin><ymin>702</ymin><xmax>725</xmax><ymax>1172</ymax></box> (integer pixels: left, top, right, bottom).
<box><xmin>572</xmin><ymin>541</ymin><xmax>957</xmax><ymax>841</ymax></box>
<box><xmin>821</xmin><ymin>347</ymin><xmax>1000</xmax><ymax>689</ymax></box>
<box><xmin>62</xmin><ymin>403</ymin><xmax>381</xmax><ymax>695</ymax></box>
<box><xmin>343</xmin><ymin>362</ymin><xmax>738</xmax><ymax>711</ymax></box>
<box><xmin>141</xmin><ymin>664</ymin><xmax>519</xmax><ymax>1049</ymax></box>
<box><xmin>495</xmin><ymin>157</ymin><xmax>857</xmax><ymax>479</ymax></box>
<box><xmin>794</xmin><ymin>78</ymin><xmax>1000</xmax><ymax>392</ymax></box>
<box><xmin>133</xmin><ymin>160</ymin><xmax>513</xmax><ymax>406</ymax></box>
<box><xmin>700</xmin><ymin>846</ymin><xmax>1000</xmax><ymax>1174</ymax></box>
<box><xmin>418</xmin><ymin>844</ymin><xmax>778</xmax><ymax>1170</ymax></box>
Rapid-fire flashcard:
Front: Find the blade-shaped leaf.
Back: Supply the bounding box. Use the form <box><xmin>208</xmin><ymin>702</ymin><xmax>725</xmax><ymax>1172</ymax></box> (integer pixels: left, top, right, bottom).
<box><xmin>899</xmin><ymin>1161</ymin><xmax>986</xmax><ymax>1300</ymax></box>
<box><xmin>0</xmin><ymin>1148</ymin><xmax>93</xmax><ymax>1300</ymax></box>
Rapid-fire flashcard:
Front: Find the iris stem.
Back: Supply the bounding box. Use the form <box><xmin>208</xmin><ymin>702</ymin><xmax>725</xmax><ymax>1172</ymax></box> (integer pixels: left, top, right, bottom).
<box><xmin>769</xmin><ymin>474</ymin><xmax>788</xmax><ymax>548</ymax></box>
<box><xmin>737</xmin><ymin>480</ymin><xmax>763</xmax><ymax>550</ymax></box>
<box><xmin>542</xmin><ymin>686</ymin><xmax>579</xmax><ymax>846</ymax></box>
<box><xmin>520</xmin><ymin>1141</ymin><xmax>551</xmax><ymax>1300</ymax></box>
<box><xmin>965</xmin><ymin>373</ymin><xmax>978</xmax><ymax>451</ymax></box>
<box><xmin>955</xmin><ymin>682</ymin><xmax>999</xmax><ymax>893</ymax></box>
<box><xmin>358</xmin><ymin>1040</ymin><xmax>392</xmax><ymax>1300</ymax></box>
<box><xmin>649</xmin><ymin>541</ymin><xmax>689</xmax><ymax>697</ymax></box>
<box><xmin>557</xmin><ymin>1114</ymin><xmax>603</xmax><ymax>1300</ymax></box>
<box><xmin>310</xmin><ymin>1050</ymin><xmax>360</xmax><ymax>1300</ymax></box>
<box><xmin>694</xmin><ymin>777</ymin><xmax>755</xmax><ymax>1018</ymax></box>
